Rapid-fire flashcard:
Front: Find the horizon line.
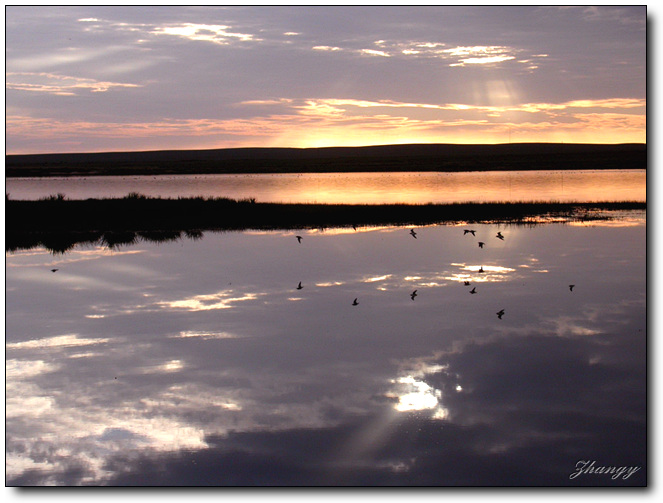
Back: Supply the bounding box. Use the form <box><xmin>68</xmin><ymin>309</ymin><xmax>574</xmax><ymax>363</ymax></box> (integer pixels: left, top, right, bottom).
<box><xmin>5</xmin><ymin>141</ymin><xmax>647</xmax><ymax>158</ymax></box>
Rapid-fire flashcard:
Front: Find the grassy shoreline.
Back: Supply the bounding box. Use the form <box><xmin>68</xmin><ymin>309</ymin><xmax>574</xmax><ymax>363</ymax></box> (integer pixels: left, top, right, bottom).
<box><xmin>6</xmin><ymin>194</ymin><xmax>646</xmax><ymax>253</ymax></box>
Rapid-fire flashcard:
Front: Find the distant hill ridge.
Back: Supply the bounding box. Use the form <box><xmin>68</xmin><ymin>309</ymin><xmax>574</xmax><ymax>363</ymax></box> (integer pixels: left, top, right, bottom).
<box><xmin>5</xmin><ymin>143</ymin><xmax>646</xmax><ymax>177</ymax></box>
<box><xmin>6</xmin><ymin>142</ymin><xmax>645</xmax><ymax>163</ymax></box>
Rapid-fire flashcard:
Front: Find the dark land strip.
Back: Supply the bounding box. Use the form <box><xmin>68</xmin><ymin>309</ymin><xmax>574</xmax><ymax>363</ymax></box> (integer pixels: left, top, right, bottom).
<box><xmin>6</xmin><ymin>143</ymin><xmax>646</xmax><ymax>177</ymax></box>
<box><xmin>6</xmin><ymin>195</ymin><xmax>646</xmax><ymax>253</ymax></box>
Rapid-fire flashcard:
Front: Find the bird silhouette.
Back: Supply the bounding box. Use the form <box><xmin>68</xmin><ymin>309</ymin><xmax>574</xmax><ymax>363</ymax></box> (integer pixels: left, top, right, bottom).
<box><xmin>464</xmin><ymin>281</ymin><xmax>471</xmax><ymax>286</ymax></box>
<box><xmin>496</xmin><ymin>231</ymin><xmax>504</xmax><ymax>240</ymax></box>
<box><xmin>352</xmin><ymin>298</ymin><xmax>359</xmax><ymax>306</ymax></box>
<box><xmin>296</xmin><ymin>282</ymin><xmax>303</xmax><ymax>290</ymax></box>
<box><xmin>464</xmin><ymin>229</ymin><xmax>476</xmax><ymax>236</ymax></box>
<box><xmin>410</xmin><ymin>289</ymin><xmax>418</xmax><ymax>300</ymax></box>
<box><xmin>478</xmin><ymin>242</ymin><xmax>485</xmax><ymax>248</ymax></box>
<box><xmin>51</xmin><ymin>269</ymin><xmax>59</xmax><ymax>273</ymax></box>
<box><xmin>296</xmin><ymin>235</ymin><xmax>303</xmax><ymax>243</ymax></box>
<box><xmin>409</xmin><ymin>229</ymin><xmax>417</xmax><ymax>239</ymax></box>
<box><xmin>496</xmin><ymin>309</ymin><xmax>505</xmax><ymax>319</ymax></box>
<box><xmin>569</xmin><ymin>284</ymin><xmax>575</xmax><ymax>291</ymax></box>
<box><xmin>470</xmin><ymin>287</ymin><xmax>477</xmax><ymax>294</ymax></box>
<box><xmin>478</xmin><ymin>266</ymin><xmax>484</xmax><ymax>273</ymax></box>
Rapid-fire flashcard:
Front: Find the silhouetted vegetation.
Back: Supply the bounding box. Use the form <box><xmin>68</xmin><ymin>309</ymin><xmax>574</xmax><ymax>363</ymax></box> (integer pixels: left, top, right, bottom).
<box><xmin>6</xmin><ymin>194</ymin><xmax>645</xmax><ymax>253</ymax></box>
<box><xmin>40</xmin><ymin>193</ymin><xmax>67</xmax><ymax>201</ymax></box>
<box><xmin>6</xmin><ymin>143</ymin><xmax>646</xmax><ymax>177</ymax></box>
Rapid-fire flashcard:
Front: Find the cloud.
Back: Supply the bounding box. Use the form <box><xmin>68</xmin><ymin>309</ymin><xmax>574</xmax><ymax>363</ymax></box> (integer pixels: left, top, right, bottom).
<box><xmin>450</xmin><ymin>55</ymin><xmax>516</xmax><ymax>67</ymax></box>
<box><xmin>312</xmin><ymin>45</ymin><xmax>342</xmax><ymax>51</ymax></box>
<box><xmin>441</xmin><ymin>45</ymin><xmax>520</xmax><ymax>67</ymax></box>
<box><xmin>156</xmin><ymin>290</ymin><xmax>264</xmax><ymax>311</ymax></box>
<box><xmin>359</xmin><ymin>49</ymin><xmax>391</xmax><ymax>57</ymax></box>
<box><xmin>73</xmin><ymin>16</ymin><xmax>261</xmax><ymax>45</ymax></box>
<box><xmin>6</xmin><ymin>72</ymin><xmax>141</xmax><ymax>95</ymax></box>
<box><xmin>309</xmin><ymin>40</ymin><xmax>523</xmax><ymax>67</ymax></box>
<box><xmin>285</xmin><ymin>97</ymin><xmax>646</xmax><ymax>118</ymax></box>
<box><xmin>151</xmin><ymin>22</ymin><xmax>259</xmax><ymax>44</ymax></box>
<box><xmin>579</xmin><ymin>6</ymin><xmax>646</xmax><ymax>27</ymax></box>
<box><xmin>6</xmin><ymin>334</ymin><xmax>111</xmax><ymax>351</ymax></box>
<box><xmin>565</xmin><ymin>98</ymin><xmax>645</xmax><ymax>109</ymax></box>
<box><xmin>334</xmin><ymin>41</ymin><xmax>524</xmax><ymax>68</ymax></box>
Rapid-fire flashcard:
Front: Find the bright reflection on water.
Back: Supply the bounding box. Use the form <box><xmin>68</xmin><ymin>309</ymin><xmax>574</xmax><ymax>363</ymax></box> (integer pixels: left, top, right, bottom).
<box><xmin>5</xmin><ymin>213</ymin><xmax>646</xmax><ymax>486</ymax></box>
<box><xmin>6</xmin><ymin>169</ymin><xmax>646</xmax><ymax>203</ymax></box>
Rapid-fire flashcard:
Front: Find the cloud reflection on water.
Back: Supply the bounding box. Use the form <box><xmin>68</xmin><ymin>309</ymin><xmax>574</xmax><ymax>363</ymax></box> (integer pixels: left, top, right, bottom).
<box><xmin>156</xmin><ymin>290</ymin><xmax>264</xmax><ymax>311</ymax></box>
<box><xmin>5</xmin><ymin>213</ymin><xmax>646</xmax><ymax>485</ymax></box>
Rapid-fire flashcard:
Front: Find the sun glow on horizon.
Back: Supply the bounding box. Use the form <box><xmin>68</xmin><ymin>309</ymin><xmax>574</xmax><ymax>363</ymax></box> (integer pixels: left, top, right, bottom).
<box><xmin>5</xmin><ymin>92</ymin><xmax>646</xmax><ymax>154</ymax></box>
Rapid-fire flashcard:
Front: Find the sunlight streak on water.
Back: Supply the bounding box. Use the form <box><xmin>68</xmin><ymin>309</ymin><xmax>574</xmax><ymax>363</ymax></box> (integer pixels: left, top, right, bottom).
<box><xmin>6</xmin><ymin>170</ymin><xmax>646</xmax><ymax>203</ymax></box>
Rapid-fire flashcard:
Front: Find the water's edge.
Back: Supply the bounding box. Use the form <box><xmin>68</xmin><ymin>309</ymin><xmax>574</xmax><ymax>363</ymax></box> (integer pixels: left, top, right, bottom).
<box><xmin>6</xmin><ymin>197</ymin><xmax>646</xmax><ymax>254</ymax></box>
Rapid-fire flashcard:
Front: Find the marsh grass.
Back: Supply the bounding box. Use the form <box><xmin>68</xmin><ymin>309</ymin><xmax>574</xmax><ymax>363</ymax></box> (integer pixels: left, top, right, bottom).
<box><xmin>6</xmin><ymin>194</ymin><xmax>645</xmax><ymax>253</ymax></box>
<box><xmin>39</xmin><ymin>193</ymin><xmax>67</xmax><ymax>202</ymax></box>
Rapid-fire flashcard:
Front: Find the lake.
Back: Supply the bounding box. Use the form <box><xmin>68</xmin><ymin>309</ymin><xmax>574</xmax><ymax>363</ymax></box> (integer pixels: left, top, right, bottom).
<box><xmin>6</xmin><ymin>169</ymin><xmax>646</xmax><ymax>203</ymax></box>
<box><xmin>5</xmin><ymin>211</ymin><xmax>646</xmax><ymax>486</ymax></box>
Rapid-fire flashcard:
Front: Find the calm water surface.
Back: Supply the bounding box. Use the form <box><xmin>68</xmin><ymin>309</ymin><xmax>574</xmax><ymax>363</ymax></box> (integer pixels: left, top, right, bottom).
<box><xmin>6</xmin><ymin>169</ymin><xmax>646</xmax><ymax>203</ymax></box>
<box><xmin>5</xmin><ymin>212</ymin><xmax>646</xmax><ymax>486</ymax></box>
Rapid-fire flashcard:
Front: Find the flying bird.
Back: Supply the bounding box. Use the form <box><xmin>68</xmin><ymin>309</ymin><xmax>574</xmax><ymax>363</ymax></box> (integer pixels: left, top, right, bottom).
<box><xmin>410</xmin><ymin>290</ymin><xmax>418</xmax><ymax>301</ymax></box>
<box><xmin>51</xmin><ymin>269</ymin><xmax>59</xmax><ymax>273</ymax></box>
<box><xmin>496</xmin><ymin>232</ymin><xmax>504</xmax><ymax>240</ymax></box>
<box><xmin>296</xmin><ymin>235</ymin><xmax>303</xmax><ymax>243</ymax></box>
<box><xmin>496</xmin><ymin>309</ymin><xmax>505</xmax><ymax>319</ymax></box>
<box><xmin>569</xmin><ymin>284</ymin><xmax>575</xmax><ymax>291</ymax></box>
<box><xmin>352</xmin><ymin>298</ymin><xmax>359</xmax><ymax>306</ymax></box>
<box><xmin>464</xmin><ymin>281</ymin><xmax>471</xmax><ymax>286</ymax></box>
<box><xmin>464</xmin><ymin>229</ymin><xmax>476</xmax><ymax>236</ymax></box>
<box><xmin>409</xmin><ymin>229</ymin><xmax>417</xmax><ymax>239</ymax></box>
<box><xmin>478</xmin><ymin>242</ymin><xmax>485</xmax><ymax>249</ymax></box>
<box><xmin>296</xmin><ymin>282</ymin><xmax>303</xmax><ymax>290</ymax></box>
<box><xmin>470</xmin><ymin>287</ymin><xmax>477</xmax><ymax>294</ymax></box>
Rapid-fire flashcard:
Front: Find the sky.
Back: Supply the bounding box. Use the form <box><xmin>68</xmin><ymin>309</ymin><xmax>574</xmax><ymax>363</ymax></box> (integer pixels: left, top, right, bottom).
<box><xmin>4</xmin><ymin>4</ymin><xmax>647</xmax><ymax>154</ymax></box>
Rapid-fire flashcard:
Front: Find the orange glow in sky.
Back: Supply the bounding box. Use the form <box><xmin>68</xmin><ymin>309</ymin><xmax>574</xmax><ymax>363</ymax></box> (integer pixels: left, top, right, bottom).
<box><xmin>5</xmin><ymin>6</ymin><xmax>646</xmax><ymax>154</ymax></box>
